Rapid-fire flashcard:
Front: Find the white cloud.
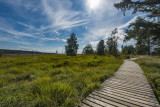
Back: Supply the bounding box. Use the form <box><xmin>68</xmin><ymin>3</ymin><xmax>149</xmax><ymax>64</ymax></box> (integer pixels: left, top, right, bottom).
<box><xmin>115</xmin><ymin>16</ymin><xmax>138</xmax><ymax>45</ymax></box>
<box><xmin>0</xmin><ymin>27</ymin><xmax>37</xmax><ymax>38</ymax></box>
<box><xmin>83</xmin><ymin>16</ymin><xmax>138</xmax><ymax>51</ymax></box>
<box><xmin>1</xmin><ymin>0</ymin><xmax>40</xmax><ymax>12</ymax></box>
<box><xmin>0</xmin><ymin>36</ymin><xmax>30</xmax><ymax>45</ymax></box>
<box><xmin>42</xmin><ymin>0</ymin><xmax>88</xmax><ymax>31</ymax></box>
<box><xmin>0</xmin><ymin>17</ymin><xmax>67</xmax><ymax>45</ymax></box>
<box><xmin>118</xmin><ymin>16</ymin><xmax>138</xmax><ymax>30</ymax></box>
<box><xmin>84</xmin><ymin>27</ymin><xmax>111</xmax><ymax>41</ymax></box>
<box><xmin>39</xmin><ymin>37</ymin><xmax>66</xmax><ymax>42</ymax></box>
<box><xmin>89</xmin><ymin>41</ymin><xmax>99</xmax><ymax>50</ymax></box>
<box><xmin>17</xmin><ymin>21</ymin><xmax>35</xmax><ymax>29</ymax></box>
<box><xmin>55</xmin><ymin>31</ymin><xmax>60</xmax><ymax>36</ymax></box>
<box><xmin>82</xmin><ymin>0</ymin><xmax>125</xmax><ymax>42</ymax></box>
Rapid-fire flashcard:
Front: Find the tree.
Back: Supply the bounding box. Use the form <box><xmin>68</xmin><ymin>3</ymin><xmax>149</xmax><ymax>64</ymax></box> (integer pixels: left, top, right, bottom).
<box><xmin>65</xmin><ymin>33</ymin><xmax>79</xmax><ymax>56</ymax></box>
<box><xmin>121</xmin><ymin>45</ymin><xmax>135</xmax><ymax>55</ymax></box>
<box><xmin>114</xmin><ymin>0</ymin><xmax>160</xmax><ymax>55</ymax></box>
<box><xmin>106</xmin><ymin>36</ymin><xmax>119</xmax><ymax>57</ymax></box>
<box><xmin>124</xmin><ymin>17</ymin><xmax>158</xmax><ymax>55</ymax></box>
<box><xmin>106</xmin><ymin>28</ymin><xmax>119</xmax><ymax>57</ymax></box>
<box><xmin>56</xmin><ymin>50</ymin><xmax>58</xmax><ymax>54</ymax></box>
<box><xmin>82</xmin><ymin>44</ymin><xmax>94</xmax><ymax>54</ymax></box>
<box><xmin>97</xmin><ymin>40</ymin><xmax>105</xmax><ymax>55</ymax></box>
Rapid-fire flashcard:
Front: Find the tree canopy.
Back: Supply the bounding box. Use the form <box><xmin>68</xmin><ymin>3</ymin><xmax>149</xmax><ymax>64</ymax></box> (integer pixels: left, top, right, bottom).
<box><xmin>115</xmin><ymin>0</ymin><xmax>160</xmax><ymax>55</ymax></box>
<box><xmin>65</xmin><ymin>33</ymin><xmax>79</xmax><ymax>56</ymax></box>
<box><xmin>121</xmin><ymin>45</ymin><xmax>135</xmax><ymax>55</ymax></box>
<box><xmin>106</xmin><ymin>28</ymin><xmax>119</xmax><ymax>57</ymax></box>
<box><xmin>97</xmin><ymin>40</ymin><xmax>105</xmax><ymax>55</ymax></box>
<box><xmin>114</xmin><ymin>0</ymin><xmax>160</xmax><ymax>17</ymax></box>
<box><xmin>82</xmin><ymin>44</ymin><xmax>94</xmax><ymax>55</ymax></box>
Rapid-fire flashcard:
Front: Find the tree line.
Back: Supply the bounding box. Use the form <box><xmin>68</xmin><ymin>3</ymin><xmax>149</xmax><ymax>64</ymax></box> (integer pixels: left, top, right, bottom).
<box><xmin>65</xmin><ymin>28</ymin><xmax>120</xmax><ymax>57</ymax></box>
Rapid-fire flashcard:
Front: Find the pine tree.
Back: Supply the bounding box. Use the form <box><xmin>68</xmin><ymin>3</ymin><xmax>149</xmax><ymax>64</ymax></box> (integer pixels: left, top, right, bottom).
<box><xmin>97</xmin><ymin>40</ymin><xmax>105</xmax><ymax>55</ymax></box>
<box><xmin>65</xmin><ymin>33</ymin><xmax>79</xmax><ymax>56</ymax></box>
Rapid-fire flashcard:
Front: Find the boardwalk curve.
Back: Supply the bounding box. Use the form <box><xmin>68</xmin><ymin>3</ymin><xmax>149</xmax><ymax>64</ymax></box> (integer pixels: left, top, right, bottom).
<box><xmin>79</xmin><ymin>59</ymin><xmax>160</xmax><ymax>107</ymax></box>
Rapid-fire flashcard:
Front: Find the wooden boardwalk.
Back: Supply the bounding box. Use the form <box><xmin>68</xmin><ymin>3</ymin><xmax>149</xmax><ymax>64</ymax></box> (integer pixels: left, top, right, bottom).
<box><xmin>79</xmin><ymin>59</ymin><xmax>160</xmax><ymax>107</ymax></box>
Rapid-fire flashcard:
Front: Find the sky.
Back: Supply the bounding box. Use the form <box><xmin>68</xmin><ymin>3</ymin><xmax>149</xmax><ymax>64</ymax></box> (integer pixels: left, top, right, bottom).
<box><xmin>0</xmin><ymin>0</ymin><xmax>138</xmax><ymax>53</ymax></box>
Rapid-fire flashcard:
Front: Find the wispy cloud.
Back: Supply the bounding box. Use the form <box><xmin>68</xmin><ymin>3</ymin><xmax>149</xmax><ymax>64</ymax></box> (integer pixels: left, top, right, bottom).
<box><xmin>85</xmin><ymin>16</ymin><xmax>138</xmax><ymax>51</ymax></box>
<box><xmin>0</xmin><ymin>27</ymin><xmax>37</xmax><ymax>38</ymax></box>
<box><xmin>39</xmin><ymin>37</ymin><xmax>66</xmax><ymax>42</ymax></box>
<box><xmin>0</xmin><ymin>0</ymin><xmax>40</xmax><ymax>12</ymax></box>
<box><xmin>116</xmin><ymin>16</ymin><xmax>138</xmax><ymax>44</ymax></box>
<box><xmin>0</xmin><ymin>36</ymin><xmax>30</xmax><ymax>45</ymax></box>
<box><xmin>42</xmin><ymin>0</ymin><xmax>88</xmax><ymax>31</ymax></box>
<box><xmin>82</xmin><ymin>0</ymin><xmax>138</xmax><ymax>47</ymax></box>
<box><xmin>17</xmin><ymin>21</ymin><xmax>35</xmax><ymax>29</ymax></box>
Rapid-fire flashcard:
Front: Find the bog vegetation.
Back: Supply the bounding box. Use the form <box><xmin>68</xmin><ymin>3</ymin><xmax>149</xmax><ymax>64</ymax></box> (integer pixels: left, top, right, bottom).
<box><xmin>136</xmin><ymin>56</ymin><xmax>160</xmax><ymax>103</ymax></box>
<box><xmin>0</xmin><ymin>54</ymin><xmax>123</xmax><ymax>106</ymax></box>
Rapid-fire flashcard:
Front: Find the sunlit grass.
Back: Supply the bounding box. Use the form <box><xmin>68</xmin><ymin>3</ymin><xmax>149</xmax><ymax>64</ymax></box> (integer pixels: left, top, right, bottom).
<box><xmin>136</xmin><ymin>56</ymin><xmax>160</xmax><ymax>103</ymax></box>
<box><xmin>0</xmin><ymin>54</ymin><xmax>123</xmax><ymax>106</ymax></box>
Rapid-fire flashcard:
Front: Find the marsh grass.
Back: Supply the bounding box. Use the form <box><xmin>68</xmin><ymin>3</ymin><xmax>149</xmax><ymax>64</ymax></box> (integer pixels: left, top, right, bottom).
<box><xmin>136</xmin><ymin>56</ymin><xmax>160</xmax><ymax>103</ymax></box>
<box><xmin>0</xmin><ymin>54</ymin><xmax>123</xmax><ymax>106</ymax></box>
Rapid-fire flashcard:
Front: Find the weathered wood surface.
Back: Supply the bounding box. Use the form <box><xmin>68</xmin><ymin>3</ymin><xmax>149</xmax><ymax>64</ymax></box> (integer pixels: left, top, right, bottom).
<box><xmin>79</xmin><ymin>59</ymin><xmax>160</xmax><ymax>107</ymax></box>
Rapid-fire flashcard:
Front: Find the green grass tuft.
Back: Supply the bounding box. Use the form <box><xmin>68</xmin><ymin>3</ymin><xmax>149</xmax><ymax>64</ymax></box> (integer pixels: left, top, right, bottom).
<box><xmin>0</xmin><ymin>54</ymin><xmax>123</xmax><ymax>106</ymax></box>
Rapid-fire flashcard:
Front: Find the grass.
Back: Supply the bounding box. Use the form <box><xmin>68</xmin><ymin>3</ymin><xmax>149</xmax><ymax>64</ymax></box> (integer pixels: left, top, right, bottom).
<box><xmin>0</xmin><ymin>54</ymin><xmax>123</xmax><ymax>106</ymax></box>
<box><xmin>136</xmin><ymin>56</ymin><xmax>160</xmax><ymax>103</ymax></box>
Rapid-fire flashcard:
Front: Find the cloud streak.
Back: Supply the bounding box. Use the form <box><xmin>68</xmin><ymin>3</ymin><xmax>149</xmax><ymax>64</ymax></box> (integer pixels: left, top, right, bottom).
<box><xmin>42</xmin><ymin>0</ymin><xmax>88</xmax><ymax>31</ymax></box>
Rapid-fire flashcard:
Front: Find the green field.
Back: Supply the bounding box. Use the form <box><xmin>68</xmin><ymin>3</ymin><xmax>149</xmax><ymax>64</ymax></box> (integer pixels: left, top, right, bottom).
<box><xmin>136</xmin><ymin>56</ymin><xmax>160</xmax><ymax>103</ymax></box>
<box><xmin>0</xmin><ymin>54</ymin><xmax>123</xmax><ymax>106</ymax></box>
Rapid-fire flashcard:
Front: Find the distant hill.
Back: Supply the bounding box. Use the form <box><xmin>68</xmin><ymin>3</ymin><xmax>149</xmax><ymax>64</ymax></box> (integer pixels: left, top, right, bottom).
<box><xmin>0</xmin><ymin>49</ymin><xmax>55</xmax><ymax>54</ymax></box>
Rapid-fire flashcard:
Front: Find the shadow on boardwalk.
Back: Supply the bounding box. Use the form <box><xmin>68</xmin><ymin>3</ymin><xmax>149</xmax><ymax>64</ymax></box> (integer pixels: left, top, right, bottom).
<box><xmin>79</xmin><ymin>59</ymin><xmax>160</xmax><ymax>107</ymax></box>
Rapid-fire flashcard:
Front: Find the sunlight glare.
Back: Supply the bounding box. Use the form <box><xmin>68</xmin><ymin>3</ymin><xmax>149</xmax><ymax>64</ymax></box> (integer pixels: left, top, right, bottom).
<box><xmin>87</xmin><ymin>0</ymin><xmax>102</xmax><ymax>11</ymax></box>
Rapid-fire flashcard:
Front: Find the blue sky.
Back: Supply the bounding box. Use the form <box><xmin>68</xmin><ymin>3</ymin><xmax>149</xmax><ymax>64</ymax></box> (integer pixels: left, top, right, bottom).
<box><xmin>0</xmin><ymin>0</ymin><xmax>138</xmax><ymax>53</ymax></box>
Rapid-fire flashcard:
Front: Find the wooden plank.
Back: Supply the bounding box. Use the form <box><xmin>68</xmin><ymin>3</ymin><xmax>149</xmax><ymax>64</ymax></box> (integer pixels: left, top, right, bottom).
<box><xmin>92</xmin><ymin>91</ymin><xmax>139</xmax><ymax>107</ymax></box>
<box><xmin>103</xmin><ymin>83</ymin><xmax>155</xmax><ymax>98</ymax></box>
<box><xmin>103</xmin><ymin>87</ymin><xmax>158</xmax><ymax>104</ymax></box>
<box><xmin>103</xmin><ymin>80</ymin><xmax>152</xmax><ymax>90</ymax></box>
<box><xmin>104</xmin><ymin>78</ymin><xmax>150</xmax><ymax>87</ymax></box>
<box><xmin>103</xmin><ymin>82</ymin><xmax>153</xmax><ymax>92</ymax></box>
<box><xmin>100</xmin><ymin>89</ymin><xmax>159</xmax><ymax>106</ymax></box>
<box><xmin>86</xmin><ymin>96</ymin><xmax>115</xmax><ymax>107</ymax></box>
<box><xmin>88</xmin><ymin>94</ymin><xmax>127</xmax><ymax>107</ymax></box>
<box><xmin>82</xmin><ymin>99</ymin><xmax>102</xmax><ymax>107</ymax></box>
<box><xmin>102</xmin><ymin>83</ymin><xmax>155</xmax><ymax>96</ymax></box>
<box><xmin>94</xmin><ymin>91</ymin><xmax>151</xmax><ymax>107</ymax></box>
<box><xmin>78</xmin><ymin>103</ymin><xmax>90</xmax><ymax>107</ymax></box>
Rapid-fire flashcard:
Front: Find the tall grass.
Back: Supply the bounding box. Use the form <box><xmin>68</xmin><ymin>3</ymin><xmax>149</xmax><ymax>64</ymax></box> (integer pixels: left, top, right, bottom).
<box><xmin>136</xmin><ymin>56</ymin><xmax>160</xmax><ymax>103</ymax></box>
<box><xmin>0</xmin><ymin>54</ymin><xmax>123</xmax><ymax>106</ymax></box>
